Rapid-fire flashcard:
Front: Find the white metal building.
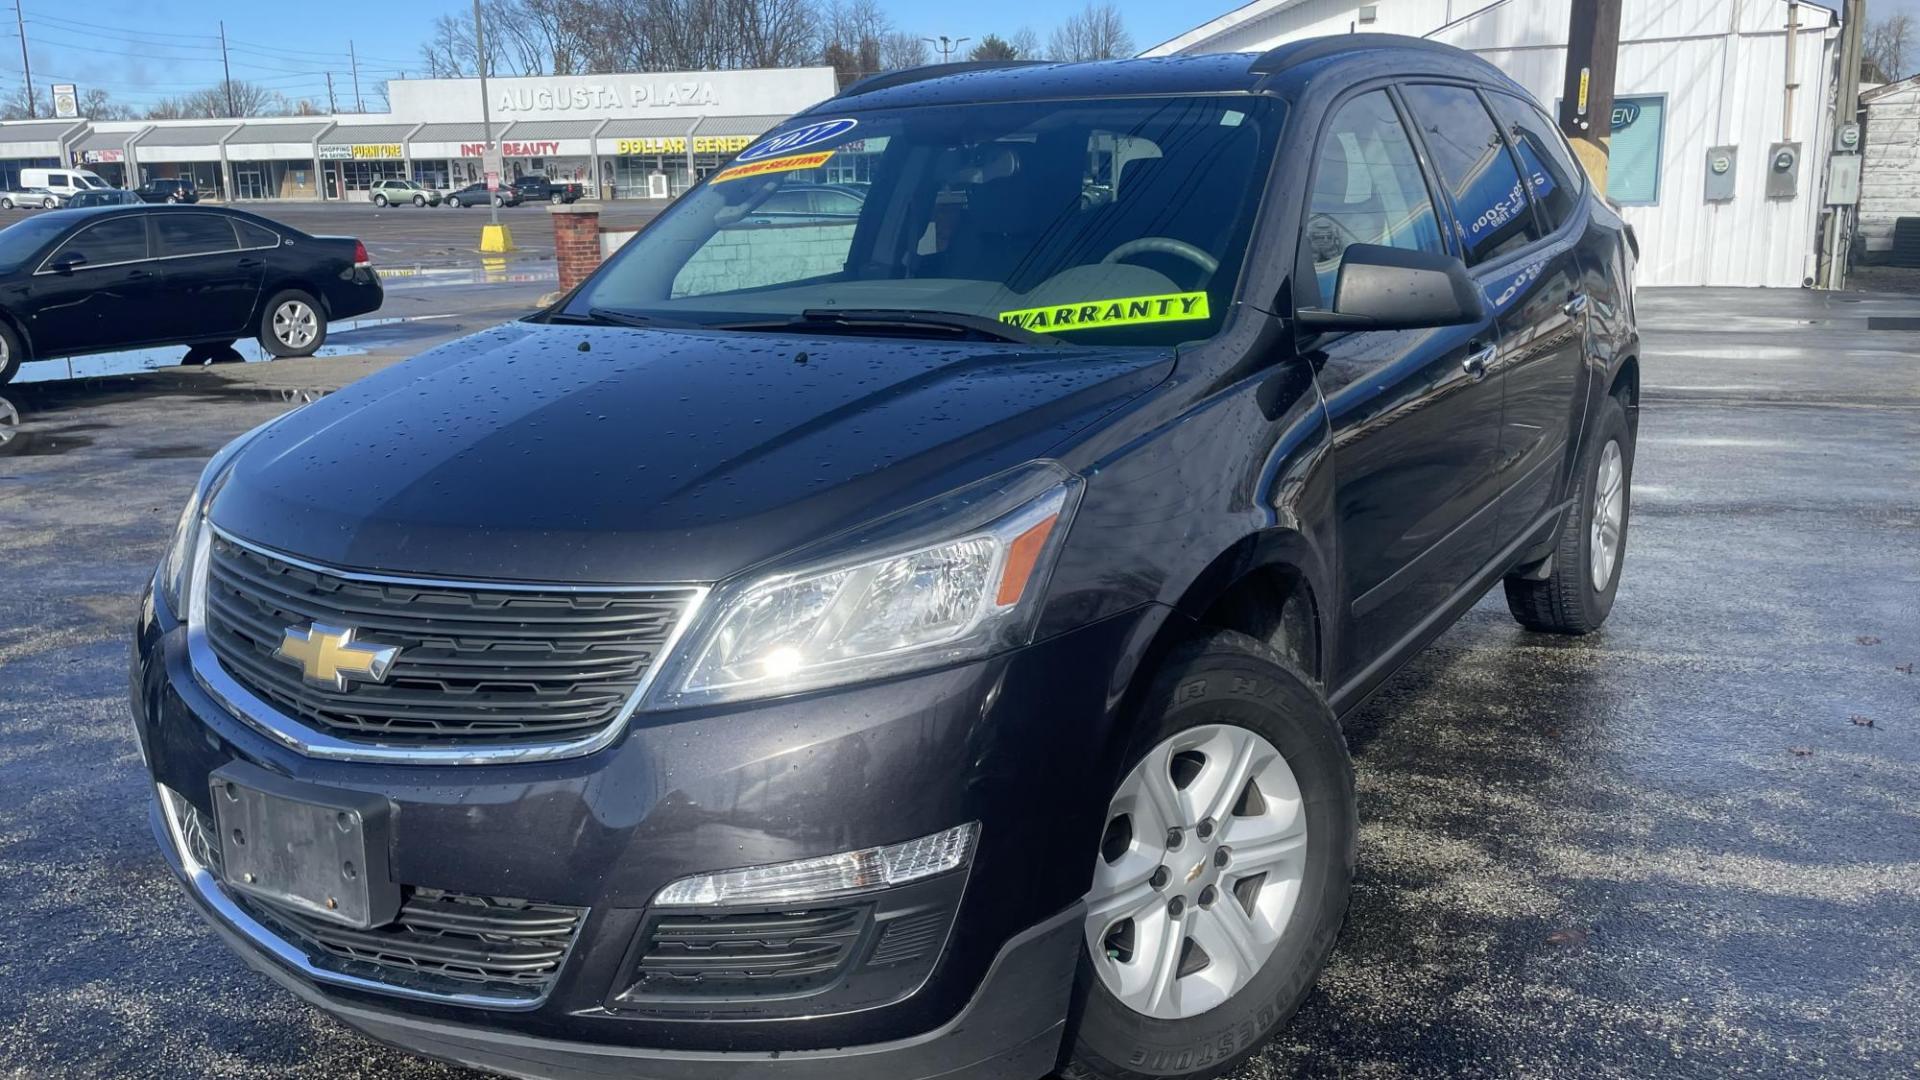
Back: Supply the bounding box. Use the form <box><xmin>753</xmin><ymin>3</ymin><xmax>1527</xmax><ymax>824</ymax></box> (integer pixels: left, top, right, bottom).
<box><xmin>1859</xmin><ymin>75</ymin><xmax>1920</xmax><ymax>260</ymax></box>
<box><xmin>1144</xmin><ymin>0</ymin><xmax>1845</xmax><ymax>288</ymax></box>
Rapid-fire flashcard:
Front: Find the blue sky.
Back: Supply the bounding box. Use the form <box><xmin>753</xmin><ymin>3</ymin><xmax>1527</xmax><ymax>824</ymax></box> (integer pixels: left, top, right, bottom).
<box><xmin>0</xmin><ymin>0</ymin><xmax>1204</xmax><ymax>114</ymax></box>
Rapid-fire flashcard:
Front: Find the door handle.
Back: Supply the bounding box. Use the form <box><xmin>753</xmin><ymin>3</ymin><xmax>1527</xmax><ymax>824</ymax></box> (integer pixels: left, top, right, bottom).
<box><xmin>1462</xmin><ymin>344</ymin><xmax>1495</xmax><ymax>382</ymax></box>
<box><xmin>125</xmin><ymin>269</ymin><xmax>154</xmax><ymax>280</ymax></box>
<box><xmin>1563</xmin><ymin>293</ymin><xmax>1590</xmax><ymax>317</ymax></box>
<box><xmin>237</xmin><ymin>258</ymin><xmax>264</xmax><ymax>269</ymax></box>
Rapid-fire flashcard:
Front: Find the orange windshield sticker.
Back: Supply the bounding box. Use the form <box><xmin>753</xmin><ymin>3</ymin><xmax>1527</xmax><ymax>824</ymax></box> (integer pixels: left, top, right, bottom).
<box><xmin>711</xmin><ymin>150</ymin><xmax>836</xmax><ymax>185</ymax></box>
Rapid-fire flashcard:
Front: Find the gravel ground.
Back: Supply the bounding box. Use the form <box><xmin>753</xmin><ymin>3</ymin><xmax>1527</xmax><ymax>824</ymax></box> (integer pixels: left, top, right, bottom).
<box><xmin>0</xmin><ymin>286</ymin><xmax>1914</xmax><ymax>1079</ymax></box>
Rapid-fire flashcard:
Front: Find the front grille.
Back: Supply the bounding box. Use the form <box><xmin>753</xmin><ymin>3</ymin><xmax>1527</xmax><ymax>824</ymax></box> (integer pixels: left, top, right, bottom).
<box><xmin>626</xmin><ymin>907</ymin><xmax>866</xmax><ymax>997</ymax></box>
<box><xmin>201</xmin><ymin>533</ymin><xmax>691</xmax><ymax>747</ymax></box>
<box><xmin>176</xmin><ymin>796</ymin><xmax>583</xmax><ymax>999</ymax></box>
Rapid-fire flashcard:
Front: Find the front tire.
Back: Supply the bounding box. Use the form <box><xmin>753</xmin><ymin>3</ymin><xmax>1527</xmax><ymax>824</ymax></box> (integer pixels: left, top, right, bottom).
<box><xmin>42</xmin><ymin>197</ymin><xmax>55</xmax><ymax>209</ymax></box>
<box><xmin>258</xmin><ymin>290</ymin><xmax>326</xmax><ymax>358</ymax></box>
<box><xmin>446</xmin><ymin>195</ymin><xmax>462</xmax><ymax>208</ymax></box>
<box><xmin>1503</xmin><ymin>391</ymin><xmax>1635</xmax><ymax>634</ymax></box>
<box><xmin>1065</xmin><ymin>631</ymin><xmax>1355</xmax><ymax>1080</ymax></box>
<box><xmin>373</xmin><ymin>193</ymin><xmax>388</xmax><ymax>207</ymax></box>
<box><xmin>413</xmin><ymin>194</ymin><xmax>426</xmax><ymax>207</ymax></box>
<box><xmin>0</xmin><ymin>320</ymin><xmax>23</xmax><ymax>385</ymax></box>
<box><xmin>493</xmin><ymin>194</ymin><xmax>506</xmax><ymax>207</ymax></box>
<box><xmin>2</xmin><ymin>198</ymin><xmax>12</xmax><ymax>209</ymax></box>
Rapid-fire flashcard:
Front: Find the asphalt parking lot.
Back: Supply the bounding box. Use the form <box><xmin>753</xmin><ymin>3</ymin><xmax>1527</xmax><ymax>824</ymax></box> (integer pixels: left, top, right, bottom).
<box><xmin>0</xmin><ymin>287</ymin><xmax>1914</xmax><ymax>1079</ymax></box>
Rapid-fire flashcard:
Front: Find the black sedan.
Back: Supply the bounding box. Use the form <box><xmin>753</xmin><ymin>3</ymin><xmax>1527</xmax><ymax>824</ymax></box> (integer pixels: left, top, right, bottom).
<box><xmin>443</xmin><ymin>182</ymin><xmax>521</xmax><ymax>208</ymax></box>
<box><xmin>0</xmin><ymin>205</ymin><xmax>382</xmax><ymax>384</ymax></box>
<box><xmin>66</xmin><ymin>188</ymin><xmax>143</xmax><ymax>209</ymax></box>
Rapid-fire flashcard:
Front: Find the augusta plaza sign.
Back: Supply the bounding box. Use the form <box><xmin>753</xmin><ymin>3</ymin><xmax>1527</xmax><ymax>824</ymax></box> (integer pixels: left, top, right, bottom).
<box><xmin>386</xmin><ymin>68</ymin><xmax>839</xmax><ymax>125</ymax></box>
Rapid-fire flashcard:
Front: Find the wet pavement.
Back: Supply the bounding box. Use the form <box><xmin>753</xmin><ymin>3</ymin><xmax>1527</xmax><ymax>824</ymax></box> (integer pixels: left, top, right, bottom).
<box><xmin>0</xmin><ymin>287</ymin><xmax>1914</xmax><ymax>1079</ymax></box>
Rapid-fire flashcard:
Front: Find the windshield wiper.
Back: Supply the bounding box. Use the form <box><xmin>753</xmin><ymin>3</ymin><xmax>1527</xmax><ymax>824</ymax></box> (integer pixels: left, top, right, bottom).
<box><xmin>718</xmin><ymin>308</ymin><xmax>1056</xmax><ymax>346</ymax></box>
<box><xmin>543</xmin><ymin>307</ymin><xmax>702</xmax><ymax>330</ymax></box>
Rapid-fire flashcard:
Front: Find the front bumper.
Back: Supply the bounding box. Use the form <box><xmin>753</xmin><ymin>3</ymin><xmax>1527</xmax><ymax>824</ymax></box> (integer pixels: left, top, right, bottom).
<box><xmin>133</xmin><ymin>583</ymin><xmax>1164</xmax><ymax>1077</ymax></box>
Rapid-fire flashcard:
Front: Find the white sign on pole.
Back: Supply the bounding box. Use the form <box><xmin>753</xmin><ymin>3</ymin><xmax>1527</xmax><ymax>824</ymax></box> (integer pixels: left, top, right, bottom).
<box><xmin>51</xmin><ymin>84</ymin><xmax>79</xmax><ymax>119</ymax></box>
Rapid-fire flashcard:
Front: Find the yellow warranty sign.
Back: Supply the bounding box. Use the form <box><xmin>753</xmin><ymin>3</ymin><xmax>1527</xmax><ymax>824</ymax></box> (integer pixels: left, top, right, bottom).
<box><xmin>999</xmin><ymin>291</ymin><xmax>1212</xmax><ymax>333</ymax></box>
<box><xmin>712</xmin><ymin>150</ymin><xmax>835</xmax><ymax>184</ymax></box>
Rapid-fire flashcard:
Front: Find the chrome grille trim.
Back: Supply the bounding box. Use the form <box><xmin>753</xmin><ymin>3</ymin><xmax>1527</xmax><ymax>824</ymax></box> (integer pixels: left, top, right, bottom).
<box><xmin>185</xmin><ymin>525</ymin><xmax>709</xmax><ymax>765</ymax></box>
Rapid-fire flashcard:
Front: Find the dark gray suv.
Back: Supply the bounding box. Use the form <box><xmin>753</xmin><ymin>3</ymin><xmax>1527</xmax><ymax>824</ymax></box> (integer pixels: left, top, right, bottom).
<box><xmin>133</xmin><ymin>36</ymin><xmax>1639</xmax><ymax>1080</ymax></box>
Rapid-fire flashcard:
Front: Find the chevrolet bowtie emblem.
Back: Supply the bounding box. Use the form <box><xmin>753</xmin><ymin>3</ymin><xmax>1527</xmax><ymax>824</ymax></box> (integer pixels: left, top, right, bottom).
<box><xmin>273</xmin><ymin>622</ymin><xmax>400</xmax><ymax>691</ymax></box>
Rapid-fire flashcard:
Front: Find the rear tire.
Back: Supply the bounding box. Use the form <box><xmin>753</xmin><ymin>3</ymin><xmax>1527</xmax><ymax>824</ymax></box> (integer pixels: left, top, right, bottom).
<box><xmin>41</xmin><ymin>197</ymin><xmax>54</xmax><ymax>209</ymax></box>
<box><xmin>258</xmin><ymin>290</ymin><xmax>326</xmax><ymax>358</ymax></box>
<box><xmin>493</xmin><ymin>194</ymin><xmax>506</xmax><ymax>207</ymax></box>
<box><xmin>0</xmin><ymin>321</ymin><xmax>23</xmax><ymax>385</ymax></box>
<box><xmin>1503</xmin><ymin>392</ymin><xmax>1635</xmax><ymax>634</ymax></box>
<box><xmin>373</xmin><ymin>193</ymin><xmax>389</xmax><ymax>207</ymax></box>
<box><xmin>1064</xmin><ymin>630</ymin><xmax>1354</xmax><ymax>1080</ymax></box>
<box><xmin>1</xmin><ymin>198</ymin><xmax>12</xmax><ymax>209</ymax></box>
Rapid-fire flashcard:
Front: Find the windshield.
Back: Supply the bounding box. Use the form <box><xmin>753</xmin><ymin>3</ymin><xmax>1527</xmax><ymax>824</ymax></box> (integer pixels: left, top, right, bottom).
<box><xmin>568</xmin><ymin>95</ymin><xmax>1283</xmax><ymax>347</ymax></box>
<box><xmin>81</xmin><ymin>175</ymin><xmax>107</xmax><ymax>189</ymax></box>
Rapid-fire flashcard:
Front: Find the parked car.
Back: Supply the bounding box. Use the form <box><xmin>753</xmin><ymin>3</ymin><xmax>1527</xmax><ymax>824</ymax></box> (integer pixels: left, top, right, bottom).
<box><xmin>740</xmin><ymin>181</ymin><xmax>865</xmax><ymax>224</ymax></box>
<box><xmin>133</xmin><ymin>37</ymin><xmax>1638</xmax><ymax>1080</ymax></box>
<box><xmin>510</xmin><ymin>172</ymin><xmax>584</xmax><ymax>204</ymax></box>
<box><xmin>443</xmin><ymin>181</ymin><xmax>520</xmax><ymax>208</ymax></box>
<box><xmin>0</xmin><ymin>205</ymin><xmax>381</xmax><ymax>384</ymax></box>
<box><xmin>134</xmin><ymin>178</ymin><xmax>200</xmax><ymax>204</ymax></box>
<box><xmin>66</xmin><ymin>188</ymin><xmax>143</xmax><ymax>209</ymax></box>
<box><xmin>20</xmin><ymin>167</ymin><xmax>111</xmax><ymax>200</ymax></box>
<box><xmin>369</xmin><ymin>179</ymin><xmax>442</xmax><ymax>207</ymax></box>
<box><xmin>0</xmin><ymin>187</ymin><xmax>65</xmax><ymax>210</ymax></box>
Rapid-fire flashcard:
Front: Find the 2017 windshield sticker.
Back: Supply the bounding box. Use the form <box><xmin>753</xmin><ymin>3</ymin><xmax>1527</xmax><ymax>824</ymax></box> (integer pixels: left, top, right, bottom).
<box><xmin>736</xmin><ymin>118</ymin><xmax>859</xmax><ymax>163</ymax></box>
<box><xmin>711</xmin><ymin>150</ymin><xmax>836</xmax><ymax>184</ymax></box>
<box><xmin>999</xmin><ymin>292</ymin><xmax>1212</xmax><ymax>333</ymax></box>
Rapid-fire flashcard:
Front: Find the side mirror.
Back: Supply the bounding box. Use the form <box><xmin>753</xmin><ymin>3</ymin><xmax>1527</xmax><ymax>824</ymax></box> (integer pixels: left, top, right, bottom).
<box><xmin>50</xmin><ymin>252</ymin><xmax>87</xmax><ymax>274</ymax></box>
<box><xmin>1295</xmin><ymin>244</ymin><xmax>1485</xmax><ymax>333</ymax></box>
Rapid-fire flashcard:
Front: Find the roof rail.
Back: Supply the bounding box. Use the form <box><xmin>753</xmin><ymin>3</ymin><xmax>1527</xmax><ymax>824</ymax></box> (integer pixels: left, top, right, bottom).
<box><xmin>1247</xmin><ymin>33</ymin><xmax>1470</xmax><ymax>76</ymax></box>
<box><xmin>835</xmin><ymin>60</ymin><xmax>1051</xmax><ymax>100</ymax></box>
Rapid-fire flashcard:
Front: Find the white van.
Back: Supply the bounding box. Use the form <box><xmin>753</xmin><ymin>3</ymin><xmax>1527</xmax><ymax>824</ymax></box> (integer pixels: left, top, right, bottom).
<box><xmin>20</xmin><ymin>168</ymin><xmax>111</xmax><ymax>199</ymax></box>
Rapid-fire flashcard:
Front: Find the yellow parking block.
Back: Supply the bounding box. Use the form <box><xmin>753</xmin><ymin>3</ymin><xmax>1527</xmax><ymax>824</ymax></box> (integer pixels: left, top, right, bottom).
<box><xmin>479</xmin><ymin>223</ymin><xmax>515</xmax><ymax>253</ymax></box>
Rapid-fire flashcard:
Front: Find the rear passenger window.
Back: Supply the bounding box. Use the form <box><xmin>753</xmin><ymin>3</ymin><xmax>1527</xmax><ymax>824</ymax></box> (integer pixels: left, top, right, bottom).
<box><xmin>1488</xmin><ymin>91</ymin><xmax>1584</xmax><ymax>230</ymax></box>
<box><xmin>237</xmin><ymin>220</ymin><xmax>280</xmax><ymax>248</ymax></box>
<box><xmin>1401</xmin><ymin>84</ymin><xmax>1542</xmax><ymax>266</ymax></box>
<box><xmin>156</xmin><ymin>214</ymin><xmax>239</xmax><ymax>257</ymax></box>
<box><xmin>1303</xmin><ymin>91</ymin><xmax>1447</xmax><ymax>303</ymax></box>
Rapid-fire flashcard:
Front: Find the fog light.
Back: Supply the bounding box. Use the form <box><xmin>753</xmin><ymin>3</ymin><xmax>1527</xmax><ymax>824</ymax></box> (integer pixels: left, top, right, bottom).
<box><xmin>653</xmin><ymin>823</ymin><xmax>978</xmax><ymax>907</ymax></box>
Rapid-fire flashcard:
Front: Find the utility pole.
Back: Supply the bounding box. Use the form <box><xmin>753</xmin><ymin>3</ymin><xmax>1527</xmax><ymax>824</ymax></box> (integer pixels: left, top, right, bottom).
<box><xmin>1822</xmin><ymin>0</ymin><xmax>1867</xmax><ymax>290</ymax></box>
<box><xmin>350</xmin><ymin>41</ymin><xmax>363</xmax><ymax>112</ymax></box>
<box><xmin>13</xmin><ymin>1</ymin><xmax>33</xmax><ymax>119</ymax></box>
<box><xmin>473</xmin><ymin>0</ymin><xmax>498</xmax><ymax>227</ymax></box>
<box><xmin>325</xmin><ymin>71</ymin><xmax>338</xmax><ymax>114</ymax></box>
<box><xmin>1558</xmin><ymin>0</ymin><xmax>1623</xmax><ymax>196</ymax></box>
<box><xmin>219</xmin><ymin>20</ymin><xmax>237</xmax><ymax>116</ymax></box>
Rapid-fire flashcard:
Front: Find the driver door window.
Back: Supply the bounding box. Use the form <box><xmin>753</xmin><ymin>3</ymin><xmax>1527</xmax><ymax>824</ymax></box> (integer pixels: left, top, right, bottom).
<box><xmin>1303</xmin><ymin>91</ymin><xmax>1447</xmax><ymax>304</ymax></box>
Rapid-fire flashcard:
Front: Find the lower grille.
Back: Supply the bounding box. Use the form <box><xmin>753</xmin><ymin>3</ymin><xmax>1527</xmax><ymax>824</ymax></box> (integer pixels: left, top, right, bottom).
<box><xmin>176</xmin><ymin>795</ymin><xmax>584</xmax><ymax>1000</ymax></box>
<box><xmin>627</xmin><ymin>907</ymin><xmax>866</xmax><ymax>997</ymax></box>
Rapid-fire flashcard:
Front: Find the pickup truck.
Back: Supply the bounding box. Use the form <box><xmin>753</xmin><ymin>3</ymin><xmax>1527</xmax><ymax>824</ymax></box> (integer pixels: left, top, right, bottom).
<box><xmin>509</xmin><ymin>174</ymin><xmax>583</xmax><ymax>204</ymax></box>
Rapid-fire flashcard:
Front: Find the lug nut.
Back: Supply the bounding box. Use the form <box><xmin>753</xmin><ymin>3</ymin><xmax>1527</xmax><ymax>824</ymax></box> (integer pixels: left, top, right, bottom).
<box><xmin>1197</xmin><ymin>818</ymin><xmax>1216</xmax><ymax>841</ymax></box>
<box><xmin>1214</xmin><ymin>847</ymin><xmax>1231</xmax><ymax>868</ymax></box>
<box><xmin>1150</xmin><ymin>866</ymin><xmax>1171</xmax><ymax>890</ymax></box>
<box><xmin>1168</xmin><ymin>896</ymin><xmax>1186</xmax><ymax>918</ymax></box>
<box><xmin>1166</xmin><ymin>827</ymin><xmax>1184</xmax><ymax>850</ymax></box>
<box><xmin>1199</xmin><ymin>885</ymin><xmax>1218</xmax><ymax>908</ymax></box>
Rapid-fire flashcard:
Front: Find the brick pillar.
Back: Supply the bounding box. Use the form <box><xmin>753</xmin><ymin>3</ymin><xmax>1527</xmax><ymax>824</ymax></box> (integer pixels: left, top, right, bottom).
<box><xmin>550</xmin><ymin>202</ymin><xmax>604</xmax><ymax>291</ymax></box>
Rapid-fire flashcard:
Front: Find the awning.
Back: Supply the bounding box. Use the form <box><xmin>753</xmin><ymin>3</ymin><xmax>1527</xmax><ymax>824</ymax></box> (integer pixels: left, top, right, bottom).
<box><xmin>491</xmin><ymin>118</ymin><xmax>600</xmax><ymax>158</ymax></box>
<box><xmin>408</xmin><ymin>122</ymin><xmax>496</xmax><ymax>159</ymax></box>
<box><xmin>0</xmin><ymin>119</ymin><xmax>85</xmax><ymax>160</ymax></box>
<box><xmin>227</xmin><ymin>120</ymin><xmax>332</xmax><ymax>160</ymax></box>
<box><xmin>318</xmin><ymin>123</ymin><xmax>416</xmax><ymax>161</ymax></box>
<box><xmin>72</xmin><ymin>126</ymin><xmax>141</xmax><ymax>166</ymax></box>
<box><xmin>133</xmin><ymin>124</ymin><xmax>240</xmax><ymax>163</ymax></box>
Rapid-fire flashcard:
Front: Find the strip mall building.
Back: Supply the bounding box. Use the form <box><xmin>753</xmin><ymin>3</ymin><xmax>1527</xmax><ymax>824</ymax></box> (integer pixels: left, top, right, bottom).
<box><xmin>0</xmin><ymin>67</ymin><xmax>838</xmax><ymax>204</ymax></box>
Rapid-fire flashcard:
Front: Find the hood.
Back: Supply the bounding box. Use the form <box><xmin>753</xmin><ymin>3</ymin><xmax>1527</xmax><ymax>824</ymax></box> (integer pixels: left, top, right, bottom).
<box><xmin>210</xmin><ymin>322</ymin><xmax>1171</xmax><ymax>584</ymax></box>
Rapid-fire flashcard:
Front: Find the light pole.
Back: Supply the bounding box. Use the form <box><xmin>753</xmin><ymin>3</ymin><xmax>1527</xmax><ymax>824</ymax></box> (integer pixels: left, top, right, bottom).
<box><xmin>473</xmin><ymin>0</ymin><xmax>499</xmax><ymax>227</ymax></box>
<box><xmin>920</xmin><ymin>35</ymin><xmax>971</xmax><ymax>63</ymax></box>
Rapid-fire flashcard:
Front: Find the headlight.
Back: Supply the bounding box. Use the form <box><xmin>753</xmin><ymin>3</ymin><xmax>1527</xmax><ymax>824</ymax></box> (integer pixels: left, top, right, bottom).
<box><xmin>156</xmin><ymin>418</ymin><xmax>281</xmax><ymax>616</ymax></box>
<box><xmin>649</xmin><ymin>464</ymin><xmax>1082</xmax><ymax>708</ymax></box>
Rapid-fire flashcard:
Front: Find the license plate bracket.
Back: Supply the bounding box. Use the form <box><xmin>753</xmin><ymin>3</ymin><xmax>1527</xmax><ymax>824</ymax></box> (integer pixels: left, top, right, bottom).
<box><xmin>209</xmin><ymin>761</ymin><xmax>400</xmax><ymax>930</ymax></box>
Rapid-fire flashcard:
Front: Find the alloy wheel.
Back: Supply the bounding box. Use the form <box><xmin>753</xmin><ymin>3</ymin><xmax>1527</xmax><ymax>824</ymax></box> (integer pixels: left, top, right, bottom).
<box><xmin>1084</xmin><ymin>723</ymin><xmax>1308</xmax><ymax>1020</ymax></box>
<box><xmin>273</xmin><ymin>301</ymin><xmax>318</xmax><ymax>350</ymax></box>
<box><xmin>1590</xmin><ymin>439</ymin><xmax>1625</xmax><ymax>591</ymax></box>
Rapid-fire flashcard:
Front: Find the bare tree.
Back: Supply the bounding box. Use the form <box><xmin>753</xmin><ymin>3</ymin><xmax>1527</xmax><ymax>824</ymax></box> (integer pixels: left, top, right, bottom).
<box><xmin>145</xmin><ymin>81</ymin><xmax>289</xmax><ymax>120</ymax></box>
<box><xmin>819</xmin><ymin>0</ymin><xmax>890</xmax><ymax>81</ymax></box>
<box><xmin>0</xmin><ymin>84</ymin><xmax>47</xmax><ymax>120</ymax></box>
<box><xmin>1048</xmin><ymin>2</ymin><xmax>1132</xmax><ymax>62</ymax></box>
<box><xmin>881</xmin><ymin>32</ymin><xmax>930</xmax><ymax>69</ymax></box>
<box><xmin>78</xmin><ymin>87</ymin><xmax>134</xmax><ymax>120</ymax></box>
<box><xmin>1009</xmin><ymin>26</ymin><xmax>1043</xmax><ymax>60</ymax></box>
<box><xmin>1865</xmin><ymin>13</ymin><xmax>1914</xmax><ymax>83</ymax></box>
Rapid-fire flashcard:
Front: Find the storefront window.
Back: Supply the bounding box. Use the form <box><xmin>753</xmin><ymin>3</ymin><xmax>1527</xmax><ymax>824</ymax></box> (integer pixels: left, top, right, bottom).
<box><xmin>412</xmin><ymin>160</ymin><xmax>453</xmax><ymax>190</ymax></box>
<box><xmin>340</xmin><ymin>160</ymin><xmax>407</xmax><ymax>191</ymax></box>
<box><xmin>613</xmin><ymin>154</ymin><xmax>690</xmax><ymax>199</ymax></box>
